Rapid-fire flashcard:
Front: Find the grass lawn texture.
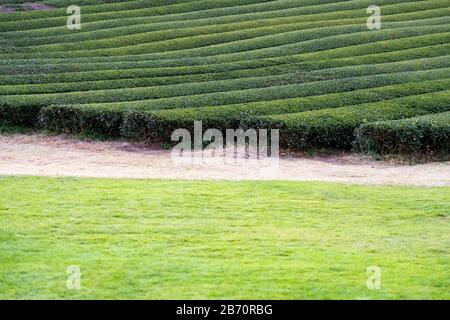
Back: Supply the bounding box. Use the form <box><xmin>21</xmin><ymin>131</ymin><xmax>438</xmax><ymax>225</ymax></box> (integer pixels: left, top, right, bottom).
<box><xmin>0</xmin><ymin>176</ymin><xmax>448</xmax><ymax>299</ymax></box>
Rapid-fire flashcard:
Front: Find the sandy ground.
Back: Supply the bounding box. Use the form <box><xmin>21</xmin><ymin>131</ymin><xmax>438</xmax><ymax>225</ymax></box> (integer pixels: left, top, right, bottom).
<box><xmin>0</xmin><ymin>134</ymin><xmax>449</xmax><ymax>186</ymax></box>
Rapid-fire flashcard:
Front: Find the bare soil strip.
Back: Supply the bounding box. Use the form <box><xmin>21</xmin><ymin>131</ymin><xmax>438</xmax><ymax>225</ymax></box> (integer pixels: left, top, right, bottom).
<box><xmin>0</xmin><ymin>134</ymin><xmax>448</xmax><ymax>186</ymax></box>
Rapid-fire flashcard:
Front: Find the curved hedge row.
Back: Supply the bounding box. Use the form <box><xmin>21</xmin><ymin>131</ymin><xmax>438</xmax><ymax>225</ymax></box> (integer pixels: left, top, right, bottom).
<box><xmin>38</xmin><ymin>78</ymin><xmax>450</xmax><ymax>140</ymax></box>
<box><xmin>0</xmin><ymin>0</ymin><xmax>366</xmax><ymax>40</ymax></box>
<box><xmin>120</xmin><ymin>78</ymin><xmax>450</xmax><ymax>141</ymax></box>
<box><xmin>249</xmin><ymin>90</ymin><xmax>450</xmax><ymax>150</ymax></box>
<box><xmin>41</xmin><ymin>68</ymin><xmax>449</xmax><ymax>111</ymax></box>
<box><xmin>355</xmin><ymin>112</ymin><xmax>450</xmax><ymax>155</ymax></box>
<box><xmin>3</xmin><ymin>31</ymin><xmax>449</xmax><ymax>75</ymax></box>
<box><xmin>5</xmin><ymin>6</ymin><xmax>449</xmax><ymax>54</ymax></box>
<box><xmin>0</xmin><ymin>0</ymin><xmax>343</xmax><ymax>32</ymax></box>
<box><xmin>2</xmin><ymin>43</ymin><xmax>448</xmax><ymax>86</ymax></box>
<box><xmin>8</xmin><ymin>4</ymin><xmax>449</xmax><ymax>50</ymax></box>
<box><xmin>3</xmin><ymin>21</ymin><xmax>450</xmax><ymax>61</ymax></box>
<box><xmin>1</xmin><ymin>54</ymin><xmax>448</xmax><ymax>95</ymax></box>
<box><xmin>2</xmin><ymin>0</ymin><xmax>418</xmax><ymax>37</ymax></box>
<box><xmin>0</xmin><ymin>1</ymin><xmax>201</xmax><ymax>22</ymax></box>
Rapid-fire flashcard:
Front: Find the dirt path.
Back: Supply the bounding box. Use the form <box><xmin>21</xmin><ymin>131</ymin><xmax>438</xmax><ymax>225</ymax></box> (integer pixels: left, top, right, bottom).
<box><xmin>0</xmin><ymin>134</ymin><xmax>449</xmax><ymax>186</ymax></box>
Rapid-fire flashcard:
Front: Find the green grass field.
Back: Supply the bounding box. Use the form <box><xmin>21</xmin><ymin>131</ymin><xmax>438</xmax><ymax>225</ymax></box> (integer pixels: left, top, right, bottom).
<box><xmin>0</xmin><ymin>176</ymin><xmax>448</xmax><ymax>299</ymax></box>
<box><xmin>0</xmin><ymin>0</ymin><xmax>449</xmax><ymax>154</ymax></box>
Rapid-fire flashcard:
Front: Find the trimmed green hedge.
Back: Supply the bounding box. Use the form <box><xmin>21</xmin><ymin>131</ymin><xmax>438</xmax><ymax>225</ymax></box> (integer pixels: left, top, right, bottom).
<box><xmin>2</xmin><ymin>43</ymin><xmax>449</xmax><ymax>85</ymax></box>
<box><xmin>38</xmin><ymin>104</ymin><xmax>123</xmax><ymax>137</ymax></box>
<box><xmin>38</xmin><ymin>78</ymin><xmax>450</xmax><ymax>140</ymax></box>
<box><xmin>3</xmin><ymin>22</ymin><xmax>449</xmax><ymax>62</ymax></box>
<box><xmin>3</xmin><ymin>32</ymin><xmax>449</xmax><ymax>76</ymax></box>
<box><xmin>46</xmin><ymin>67</ymin><xmax>450</xmax><ymax>111</ymax></box>
<box><xmin>0</xmin><ymin>0</ymin><xmax>276</xmax><ymax>31</ymax></box>
<box><xmin>8</xmin><ymin>5</ymin><xmax>449</xmax><ymax>51</ymax></box>
<box><xmin>2</xmin><ymin>0</ymin><xmax>416</xmax><ymax>36</ymax></box>
<box><xmin>355</xmin><ymin>112</ymin><xmax>450</xmax><ymax>155</ymax></box>
<box><xmin>4</xmin><ymin>15</ymin><xmax>449</xmax><ymax>59</ymax></box>
<box><xmin>0</xmin><ymin>0</ymin><xmax>341</xmax><ymax>32</ymax></box>
<box><xmin>120</xmin><ymin>79</ymin><xmax>450</xmax><ymax>142</ymax></box>
<box><xmin>247</xmin><ymin>91</ymin><xmax>450</xmax><ymax>150</ymax></box>
<box><xmin>2</xmin><ymin>55</ymin><xmax>448</xmax><ymax>95</ymax></box>
<box><xmin>0</xmin><ymin>0</ymin><xmax>200</xmax><ymax>21</ymax></box>
<box><xmin>7</xmin><ymin>66</ymin><xmax>449</xmax><ymax>132</ymax></box>
<box><xmin>5</xmin><ymin>0</ymin><xmax>441</xmax><ymax>43</ymax></box>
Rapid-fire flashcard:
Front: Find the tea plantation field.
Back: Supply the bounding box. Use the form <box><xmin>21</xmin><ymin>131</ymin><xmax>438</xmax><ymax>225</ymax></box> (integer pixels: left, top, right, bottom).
<box><xmin>1</xmin><ymin>0</ymin><xmax>449</xmax><ymax>154</ymax></box>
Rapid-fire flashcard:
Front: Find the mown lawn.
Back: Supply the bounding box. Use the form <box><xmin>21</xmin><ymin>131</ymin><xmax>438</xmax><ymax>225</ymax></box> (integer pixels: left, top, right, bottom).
<box><xmin>0</xmin><ymin>176</ymin><xmax>448</xmax><ymax>299</ymax></box>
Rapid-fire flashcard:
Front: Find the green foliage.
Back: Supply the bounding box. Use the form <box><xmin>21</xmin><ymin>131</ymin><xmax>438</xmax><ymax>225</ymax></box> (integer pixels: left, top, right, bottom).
<box><xmin>4</xmin><ymin>15</ymin><xmax>450</xmax><ymax>59</ymax></box>
<box><xmin>1</xmin><ymin>55</ymin><xmax>448</xmax><ymax>95</ymax></box>
<box><xmin>250</xmin><ymin>91</ymin><xmax>450</xmax><ymax>150</ymax></box>
<box><xmin>34</xmin><ymin>68</ymin><xmax>450</xmax><ymax>139</ymax></box>
<box><xmin>0</xmin><ymin>0</ymin><xmax>275</xmax><ymax>31</ymax></box>
<box><xmin>38</xmin><ymin>104</ymin><xmax>123</xmax><ymax>137</ymax></box>
<box><xmin>7</xmin><ymin>6</ymin><xmax>448</xmax><ymax>51</ymax></box>
<box><xmin>2</xmin><ymin>23</ymin><xmax>449</xmax><ymax>66</ymax></box>
<box><xmin>3</xmin><ymin>32</ymin><xmax>450</xmax><ymax>76</ymax></box>
<box><xmin>121</xmin><ymin>79</ymin><xmax>450</xmax><ymax>142</ymax></box>
<box><xmin>355</xmin><ymin>112</ymin><xmax>450</xmax><ymax>155</ymax></box>
<box><xmin>4</xmin><ymin>0</ymin><xmax>425</xmax><ymax>34</ymax></box>
<box><xmin>0</xmin><ymin>120</ymin><xmax>30</xmax><ymax>134</ymax></box>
